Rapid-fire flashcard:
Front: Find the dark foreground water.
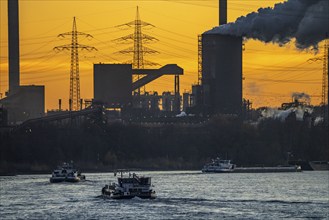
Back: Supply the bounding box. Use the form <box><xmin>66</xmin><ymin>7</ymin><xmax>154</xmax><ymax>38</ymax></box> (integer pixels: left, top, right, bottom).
<box><xmin>1</xmin><ymin>171</ymin><xmax>328</xmax><ymax>219</ymax></box>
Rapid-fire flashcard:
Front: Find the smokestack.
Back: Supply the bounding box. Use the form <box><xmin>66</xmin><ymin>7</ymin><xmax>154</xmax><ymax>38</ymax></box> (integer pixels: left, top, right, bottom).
<box><xmin>219</xmin><ymin>0</ymin><xmax>227</xmax><ymax>25</ymax></box>
<box><xmin>8</xmin><ymin>0</ymin><xmax>20</xmax><ymax>95</ymax></box>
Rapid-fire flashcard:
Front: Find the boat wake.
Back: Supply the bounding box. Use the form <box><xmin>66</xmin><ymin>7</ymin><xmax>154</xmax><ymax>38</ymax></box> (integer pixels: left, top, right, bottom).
<box><xmin>154</xmin><ymin>197</ymin><xmax>326</xmax><ymax>206</ymax></box>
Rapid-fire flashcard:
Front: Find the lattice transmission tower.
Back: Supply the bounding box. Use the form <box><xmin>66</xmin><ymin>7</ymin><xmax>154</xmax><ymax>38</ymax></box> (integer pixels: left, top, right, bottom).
<box><xmin>114</xmin><ymin>6</ymin><xmax>159</xmax><ymax>94</ymax></box>
<box><xmin>54</xmin><ymin>17</ymin><xmax>96</xmax><ymax>111</ymax></box>
<box><xmin>197</xmin><ymin>35</ymin><xmax>202</xmax><ymax>85</ymax></box>
<box><xmin>322</xmin><ymin>39</ymin><xmax>328</xmax><ymax>125</ymax></box>
<box><xmin>307</xmin><ymin>38</ymin><xmax>329</xmax><ymax>125</ymax></box>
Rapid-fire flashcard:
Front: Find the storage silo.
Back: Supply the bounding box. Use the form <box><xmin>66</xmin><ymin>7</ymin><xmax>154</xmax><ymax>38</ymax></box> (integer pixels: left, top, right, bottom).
<box><xmin>201</xmin><ymin>33</ymin><xmax>242</xmax><ymax>115</ymax></box>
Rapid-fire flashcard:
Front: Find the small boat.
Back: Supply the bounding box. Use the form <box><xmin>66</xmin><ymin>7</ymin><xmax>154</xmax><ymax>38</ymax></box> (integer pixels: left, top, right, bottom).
<box><xmin>202</xmin><ymin>157</ymin><xmax>236</xmax><ymax>173</ymax></box>
<box><xmin>102</xmin><ymin>170</ymin><xmax>156</xmax><ymax>199</ymax></box>
<box><xmin>50</xmin><ymin>162</ymin><xmax>86</xmax><ymax>183</ymax></box>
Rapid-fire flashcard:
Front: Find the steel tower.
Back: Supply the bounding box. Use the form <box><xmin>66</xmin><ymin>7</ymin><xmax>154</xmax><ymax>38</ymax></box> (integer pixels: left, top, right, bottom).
<box><xmin>54</xmin><ymin>17</ymin><xmax>96</xmax><ymax>111</ymax></box>
<box><xmin>114</xmin><ymin>6</ymin><xmax>159</xmax><ymax>94</ymax></box>
<box><xmin>322</xmin><ymin>39</ymin><xmax>328</xmax><ymax>125</ymax></box>
<box><xmin>198</xmin><ymin>35</ymin><xmax>202</xmax><ymax>85</ymax></box>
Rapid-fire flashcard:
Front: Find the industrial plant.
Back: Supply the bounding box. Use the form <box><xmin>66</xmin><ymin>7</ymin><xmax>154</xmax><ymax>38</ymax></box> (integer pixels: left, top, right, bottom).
<box><xmin>0</xmin><ymin>0</ymin><xmax>328</xmax><ymax>128</ymax></box>
<box><xmin>0</xmin><ymin>0</ymin><xmax>328</xmax><ymax>177</ymax></box>
<box><xmin>0</xmin><ymin>0</ymin><xmax>45</xmax><ymax>124</ymax></box>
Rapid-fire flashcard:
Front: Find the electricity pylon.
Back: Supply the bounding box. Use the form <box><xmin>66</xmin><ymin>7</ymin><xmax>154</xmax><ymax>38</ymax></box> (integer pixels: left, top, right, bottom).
<box><xmin>54</xmin><ymin>17</ymin><xmax>97</xmax><ymax>111</ymax></box>
<box><xmin>322</xmin><ymin>39</ymin><xmax>328</xmax><ymax>126</ymax></box>
<box><xmin>308</xmin><ymin>39</ymin><xmax>328</xmax><ymax>125</ymax></box>
<box><xmin>114</xmin><ymin>6</ymin><xmax>159</xmax><ymax>94</ymax></box>
<box><xmin>198</xmin><ymin>35</ymin><xmax>202</xmax><ymax>85</ymax></box>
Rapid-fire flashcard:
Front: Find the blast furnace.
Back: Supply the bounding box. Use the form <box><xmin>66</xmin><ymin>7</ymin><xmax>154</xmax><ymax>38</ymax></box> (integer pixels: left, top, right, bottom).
<box><xmin>201</xmin><ymin>33</ymin><xmax>242</xmax><ymax>115</ymax></box>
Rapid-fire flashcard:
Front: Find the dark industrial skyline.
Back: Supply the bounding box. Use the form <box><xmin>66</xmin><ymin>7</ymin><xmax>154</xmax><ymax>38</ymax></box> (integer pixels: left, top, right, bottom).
<box><xmin>0</xmin><ymin>0</ymin><xmax>327</xmax><ymax>110</ymax></box>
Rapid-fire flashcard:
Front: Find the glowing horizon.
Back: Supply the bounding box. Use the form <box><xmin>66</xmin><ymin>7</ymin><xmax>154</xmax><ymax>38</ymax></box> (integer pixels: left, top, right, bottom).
<box><xmin>0</xmin><ymin>0</ymin><xmax>325</xmax><ymax>110</ymax></box>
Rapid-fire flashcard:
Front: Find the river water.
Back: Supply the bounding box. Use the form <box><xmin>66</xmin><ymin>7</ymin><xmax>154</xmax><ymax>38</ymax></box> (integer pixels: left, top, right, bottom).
<box><xmin>1</xmin><ymin>171</ymin><xmax>328</xmax><ymax>219</ymax></box>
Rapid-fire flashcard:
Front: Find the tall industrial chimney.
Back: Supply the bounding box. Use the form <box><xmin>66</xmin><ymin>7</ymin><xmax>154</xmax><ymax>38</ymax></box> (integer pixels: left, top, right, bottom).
<box><xmin>219</xmin><ymin>0</ymin><xmax>227</xmax><ymax>25</ymax></box>
<box><xmin>8</xmin><ymin>0</ymin><xmax>20</xmax><ymax>95</ymax></box>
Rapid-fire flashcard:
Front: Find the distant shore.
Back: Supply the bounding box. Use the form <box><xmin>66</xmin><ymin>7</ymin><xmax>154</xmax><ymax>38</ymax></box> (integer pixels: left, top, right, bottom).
<box><xmin>0</xmin><ymin>168</ymin><xmax>200</xmax><ymax>177</ymax></box>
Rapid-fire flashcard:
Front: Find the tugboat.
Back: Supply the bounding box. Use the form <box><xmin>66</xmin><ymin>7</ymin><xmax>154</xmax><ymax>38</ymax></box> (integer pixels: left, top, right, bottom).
<box><xmin>102</xmin><ymin>170</ymin><xmax>156</xmax><ymax>199</ymax></box>
<box><xmin>202</xmin><ymin>157</ymin><xmax>236</xmax><ymax>173</ymax></box>
<box><xmin>50</xmin><ymin>162</ymin><xmax>86</xmax><ymax>183</ymax></box>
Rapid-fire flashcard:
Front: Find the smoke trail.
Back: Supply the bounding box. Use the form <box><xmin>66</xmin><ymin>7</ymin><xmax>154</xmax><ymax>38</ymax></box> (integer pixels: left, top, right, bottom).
<box><xmin>291</xmin><ymin>92</ymin><xmax>310</xmax><ymax>102</ymax></box>
<box><xmin>261</xmin><ymin>106</ymin><xmax>313</xmax><ymax>121</ymax></box>
<box><xmin>206</xmin><ymin>0</ymin><xmax>329</xmax><ymax>49</ymax></box>
<box><xmin>314</xmin><ymin>116</ymin><xmax>323</xmax><ymax>125</ymax></box>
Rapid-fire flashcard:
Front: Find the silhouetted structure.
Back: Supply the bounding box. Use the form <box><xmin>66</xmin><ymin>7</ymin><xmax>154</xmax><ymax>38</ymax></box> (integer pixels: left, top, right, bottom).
<box><xmin>114</xmin><ymin>6</ymin><xmax>159</xmax><ymax>94</ymax></box>
<box><xmin>193</xmin><ymin>0</ymin><xmax>243</xmax><ymax>116</ymax></box>
<box><xmin>201</xmin><ymin>33</ymin><xmax>243</xmax><ymax>115</ymax></box>
<box><xmin>219</xmin><ymin>0</ymin><xmax>227</xmax><ymax>25</ymax></box>
<box><xmin>93</xmin><ymin>63</ymin><xmax>183</xmax><ymax>112</ymax></box>
<box><xmin>54</xmin><ymin>17</ymin><xmax>97</xmax><ymax>111</ymax></box>
<box><xmin>0</xmin><ymin>0</ymin><xmax>45</xmax><ymax>125</ymax></box>
<box><xmin>7</xmin><ymin>0</ymin><xmax>20</xmax><ymax>95</ymax></box>
<box><xmin>94</xmin><ymin>64</ymin><xmax>132</xmax><ymax>108</ymax></box>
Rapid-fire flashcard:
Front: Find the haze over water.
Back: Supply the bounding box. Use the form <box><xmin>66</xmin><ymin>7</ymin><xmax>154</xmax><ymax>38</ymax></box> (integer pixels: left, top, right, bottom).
<box><xmin>1</xmin><ymin>171</ymin><xmax>328</xmax><ymax>219</ymax></box>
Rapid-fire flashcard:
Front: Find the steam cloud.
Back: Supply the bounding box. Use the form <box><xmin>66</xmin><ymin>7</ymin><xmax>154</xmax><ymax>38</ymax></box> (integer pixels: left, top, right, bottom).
<box><xmin>206</xmin><ymin>0</ymin><xmax>329</xmax><ymax>49</ymax></box>
<box><xmin>261</xmin><ymin>106</ymin><xmax>313</xmax><ymax>122</ymax></box>
<box><xmin>291</xmin><ymin>92</ymin><xmax>310</xmax><ymax>102</ymax></box>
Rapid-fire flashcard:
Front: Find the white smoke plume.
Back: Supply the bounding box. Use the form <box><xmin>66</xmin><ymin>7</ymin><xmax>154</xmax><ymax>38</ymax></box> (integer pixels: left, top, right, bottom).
<box><xmin>314</xmin><ymin>116</ymin><xmax>323</xmax><ymax>125</ymax></box>
<box><xmin>261</xmin><ymin>106</ymin><xmax>313</xmax><ymax>121</ymax></box>
<box><xmin>206</xmin><ymin>0</ymin><xmax>329</xmax><ymax>50</ymax></box>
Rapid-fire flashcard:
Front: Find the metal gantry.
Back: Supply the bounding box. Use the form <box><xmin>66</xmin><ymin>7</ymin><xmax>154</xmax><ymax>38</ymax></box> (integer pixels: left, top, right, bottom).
<box><xmin>54</xmin><ymin>17</ymin><xmax>97</xmax><ymax>111</ymax></box>
<box><xmin>197</xmin><ymin>35</ymin><xmax>202</xmax><ymax>85</ymax></box>
<box><xmin>322</xmin><ymin>39</ymin><xmax>328</xmax><ymax>125</ymax></box>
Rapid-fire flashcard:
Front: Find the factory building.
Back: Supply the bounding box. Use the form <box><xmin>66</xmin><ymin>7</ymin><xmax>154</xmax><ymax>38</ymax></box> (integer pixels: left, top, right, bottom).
<box><xmin>133</xmin><ymin>92</ymin><xmax>160</xmax><ymax>111</ymax></box>
<box><xmin>93</xmin><ymin>63</ymin><xmax>183</xmax><ymax>113</ymax></box>
<box><xmin>0</xmin><ymin>0</ymin><xmax>243</xmax><ymax>125</ymax></box>
<box><xmin>94</xmin><ymin>64</ymin><xmax>132</xmax><ymax>108</ymax></box>
<box><xmin>0</xmin><ymin>86</ymin><xmax>45</xmax><ymax>124</ymax></box>
<box><xmin>182</xmin><ymin>92</ymin><xmax>190</xmax><ymax>112</ymax></box>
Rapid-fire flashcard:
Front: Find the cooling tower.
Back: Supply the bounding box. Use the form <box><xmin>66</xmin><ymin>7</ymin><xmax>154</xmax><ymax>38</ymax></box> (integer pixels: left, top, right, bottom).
<box><xmin>201</xmin><ymin>33</ymin><xmax>242</xmax><ymax>115</ymax></box>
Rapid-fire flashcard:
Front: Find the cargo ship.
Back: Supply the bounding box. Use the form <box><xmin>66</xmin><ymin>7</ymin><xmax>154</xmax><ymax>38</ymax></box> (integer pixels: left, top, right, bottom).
<box><xmin>202</xmin><ymin>157</ymin><xmax>301</xmax><ymax>173</ymax></box>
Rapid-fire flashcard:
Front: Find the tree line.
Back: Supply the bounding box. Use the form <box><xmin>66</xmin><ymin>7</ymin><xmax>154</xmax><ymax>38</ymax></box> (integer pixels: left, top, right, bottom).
<box><xmin>0</xmin><ymin>114</ymin><xmax>328</xmax><ymax>174</ymax></box>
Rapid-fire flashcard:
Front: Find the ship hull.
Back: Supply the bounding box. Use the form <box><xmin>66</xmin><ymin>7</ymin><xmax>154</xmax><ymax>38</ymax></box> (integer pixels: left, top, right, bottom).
<box><xmin>309</xmin><ymin>161</ymin><xmax>329</xmax><ymax>171</ymax></box>
<box><xmin>102</xmin><ymin>188</ymin><xmax>156</xmax><ymax>199</ymax></box>
<box><xmin>50</xmin><ymin>177</ymin><xmax>66</xmax><ymax>183</ymax></box>
<box><xmin>202</xmin><ymin>170</ymin><xmax>233</xmax><ymax>173</ymax></box>
<box><xmin>50</xmin><ymin>176</ymin><xmax>85</xmax><ymax>183</ymax></box>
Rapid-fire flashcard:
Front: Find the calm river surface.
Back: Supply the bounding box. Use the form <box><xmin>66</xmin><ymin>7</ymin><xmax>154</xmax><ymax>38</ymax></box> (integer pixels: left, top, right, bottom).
<box><xmin>1</xmin><ymin>171</ymin><xmax>328</xmax><ymax>219</ymax></box>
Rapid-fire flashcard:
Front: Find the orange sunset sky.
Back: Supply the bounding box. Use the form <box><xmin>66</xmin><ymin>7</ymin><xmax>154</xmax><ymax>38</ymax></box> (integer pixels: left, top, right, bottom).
<box><xmin>0</xmin><ymin>0</ymin><xmax>325</xmax><ymax>110</ymax></box>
